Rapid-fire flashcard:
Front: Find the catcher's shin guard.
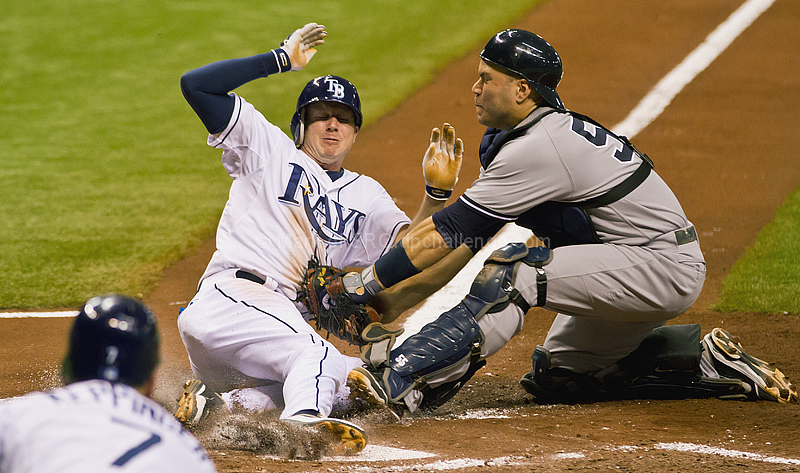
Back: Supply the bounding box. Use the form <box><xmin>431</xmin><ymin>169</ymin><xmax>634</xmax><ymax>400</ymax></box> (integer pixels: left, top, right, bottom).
<box><xmin>521</xmin><ymin>325</ymin><xmax>753</xmax><ymax>404</ymax></box>
<box><xmin>376</xmin><ymin>301</ymin><xmax>484</xmax><ymax>409</ymax></box>
<box><xmin>418</xmin><ymin>356</ymin><xmax>487</xmax><ymax>412</ymax></box>
<box><xmin>364</xmin><ymin>243</ymin><xmax>539</xmax><ymax>411</ymax></box>
<box><xmin>519</xmin><ymin>346</ymin><xmax>607</xmax><ymax>404</ymax></box>
<box><xmin>606</xmin><ymin>324</ymin><xmax>754</xmax><ymax>400</ymax></box>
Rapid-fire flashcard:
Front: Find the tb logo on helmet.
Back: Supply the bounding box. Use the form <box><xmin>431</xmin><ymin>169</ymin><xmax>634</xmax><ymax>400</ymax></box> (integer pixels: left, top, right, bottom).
<box><xmin>325</xmin><ymin>77</ymin><xmax>346</xmax><ymax>99</ymax></box>
<box><xmin>291</xmin><ymin>75</ymin><xmax>363</xmax><ymax>147</ymax></box>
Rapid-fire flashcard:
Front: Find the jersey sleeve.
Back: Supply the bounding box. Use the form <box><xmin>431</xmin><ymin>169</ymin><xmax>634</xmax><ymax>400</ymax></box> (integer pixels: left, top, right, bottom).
<box><xmin>432</xmin><ymin>197</ymin><xmax>506</xmax><ymax>252</ymax></box>
<box><xmin>462</xmin><ymin>128</ymin><xmax>573</xmax><ymax>219</ymax></box>
<box><xmin>206</xmin><ymin>94</ymin><xmax>294</xmax><ymax>178</ymax></box>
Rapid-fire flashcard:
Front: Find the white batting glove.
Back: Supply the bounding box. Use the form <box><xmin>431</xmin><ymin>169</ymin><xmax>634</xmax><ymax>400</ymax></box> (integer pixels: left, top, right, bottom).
<box><xmin>423</xmin><ymin>123</ymin><xmax>464</xmax><ymax>200</ymax></box>
<box><xmin>280</xmin><ymin>22</ymin><xmax>327</xmax><ymax>72</ymax></box>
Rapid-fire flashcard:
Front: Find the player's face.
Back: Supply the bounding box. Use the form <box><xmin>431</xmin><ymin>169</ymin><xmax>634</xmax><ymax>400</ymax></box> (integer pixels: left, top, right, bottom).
<box><xmin>300</xmin><ymin>101</ymin><xmax>359</xmax><ymax>171</ymax></box>
<box><xmin>472</xmin><ymin>60</ymin><xmax>526</xmax><ymax>130</ymax></box>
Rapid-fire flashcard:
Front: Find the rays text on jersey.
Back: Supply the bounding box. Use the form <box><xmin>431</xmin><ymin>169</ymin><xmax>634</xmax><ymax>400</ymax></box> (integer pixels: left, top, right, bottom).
<box><xmin>278</xmin><ymin>163</ymin><xmax>365</xmax><ymax>244</ymax></box>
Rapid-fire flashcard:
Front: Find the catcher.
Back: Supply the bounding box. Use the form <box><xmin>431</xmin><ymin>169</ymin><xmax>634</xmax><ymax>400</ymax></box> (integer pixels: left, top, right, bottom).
<box><xmin>173</xmin><ymin>21</ymin><xmax>471</xmax><ymax>454</ymax></box>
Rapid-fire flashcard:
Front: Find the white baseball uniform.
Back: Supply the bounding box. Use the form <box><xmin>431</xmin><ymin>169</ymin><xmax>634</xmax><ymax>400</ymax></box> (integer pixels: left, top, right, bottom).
<box><xmin>0</xmin><ymin>380</ymin><xmax>216</xmax><ymax>473</ymax></box>
<box><xmin>178</xmin><ymin>94</ymin><xmax>409</xmax><ymax>418</ymax></box>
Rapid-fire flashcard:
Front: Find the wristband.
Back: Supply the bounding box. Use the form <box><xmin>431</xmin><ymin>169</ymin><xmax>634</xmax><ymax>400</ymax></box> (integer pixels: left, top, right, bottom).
<box><xmin>425</xmin><ymin>185</ymin><xmax>452</xmax><ymax>201</ymax></box>
<box><xmin>271</xmin><ymin>48</ymin><xmax>292</xmax><ymax>73</ymax></box>
<box><xmin>374</xmin><ymin>242</ymin><xmax>421</xmax><ymax>288</ymax></box>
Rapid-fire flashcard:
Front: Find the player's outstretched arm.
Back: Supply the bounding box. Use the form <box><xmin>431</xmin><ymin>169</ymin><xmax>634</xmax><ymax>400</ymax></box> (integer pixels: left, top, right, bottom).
<box><xmin>371</xmin><ymin>243</ymin><xmax>472</xmax><ymax>323</ymax></box>
<box><xmin>367</xmin><ymin>123</ymin><xmax>468</xmax><ymax>322</ymax></box>
<box><xmin>180</xmin><ymin>22</ymin><xmax>326</xmax><ymax>135</ymax></box>
<box><xmin>330</xmin><ymin>124</ymin><xmax>463</xmax><ymax>307</ymax></box>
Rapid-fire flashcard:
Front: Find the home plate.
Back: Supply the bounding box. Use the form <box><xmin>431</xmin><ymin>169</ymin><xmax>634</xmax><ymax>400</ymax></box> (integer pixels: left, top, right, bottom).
<box><xmin>329</xmin><ymin>444</ymin><xmax>436</xmax><ymax>461</ymax></box>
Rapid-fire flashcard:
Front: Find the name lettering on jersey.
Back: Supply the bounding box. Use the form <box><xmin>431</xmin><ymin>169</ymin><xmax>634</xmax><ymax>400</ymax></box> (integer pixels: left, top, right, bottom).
<box><xmin>325</xmin><ymin>77</ymin><xmax>346</xmax><ymax>99</ymax></box>
<box><xmin>278</xmin><ymin>162</ymin><xmax>365</xmax><ymax>244</ymax></box>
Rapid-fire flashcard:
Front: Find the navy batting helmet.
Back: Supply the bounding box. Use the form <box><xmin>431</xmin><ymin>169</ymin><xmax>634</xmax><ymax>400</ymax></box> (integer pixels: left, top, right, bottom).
<box><xmin>480</xmin><ymin>29</ymin><xmax>564</xmax><ymax>110</ymax></box>
<box><xmin>290</xmin><ymin>75</ymin><xmax>362</xmax><ymax>147</ymax></box>
<box><xmin>62</xmin><ymin>294</ymin><xmax>160</xmax><ymax>387</ymax></box>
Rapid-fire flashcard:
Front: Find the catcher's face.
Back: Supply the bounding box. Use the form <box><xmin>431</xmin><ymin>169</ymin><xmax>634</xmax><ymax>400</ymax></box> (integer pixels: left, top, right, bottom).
<box><xmin>300</xmin><ymin>101</ymin><xmax>359</xmax><ymax>171</ymax></box>
<box><xmin>472</xmin><ymin>60</ymin><xmax>531</xmax><ymax>130</ymax></box>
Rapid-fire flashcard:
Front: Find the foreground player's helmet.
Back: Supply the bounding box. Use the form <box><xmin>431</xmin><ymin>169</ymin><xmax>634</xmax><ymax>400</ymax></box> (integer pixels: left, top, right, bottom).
<box><xmin>62</xmin><ymin>294</ymin><xmax>160</xmax><ymax>387</ymax></box>
<box><xmin>480</xmin><ymin>29</ymin><xmax>565</xmax><ymax>110</ymax></box>
<box><xmin>290</xmin><ymin>75</ymin><xmax>363</xmax><ymax>147</ymax></box>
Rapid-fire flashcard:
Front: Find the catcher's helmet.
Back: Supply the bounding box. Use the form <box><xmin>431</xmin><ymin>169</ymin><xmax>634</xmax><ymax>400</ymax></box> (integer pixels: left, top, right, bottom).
<box><xmin>290</xmin><ymin>75</ymin><xmax>362</xmax><ymax>147</ymax></box>
<box><xmin>480</xmin><ymin>29</ymin><xmax>564</xmax><ymax>110</ymax></box>
<box><xmin>62</xmin><ymin>294</ymin><xmax>160</xmax><ymax>387</ymax></box>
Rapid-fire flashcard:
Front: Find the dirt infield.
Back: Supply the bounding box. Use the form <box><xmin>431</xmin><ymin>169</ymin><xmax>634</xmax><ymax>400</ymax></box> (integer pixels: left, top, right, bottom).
<box><xmin>3</xmin><ymin>0</ymin><xmax>799</xmax><ymax>471</ymax></box>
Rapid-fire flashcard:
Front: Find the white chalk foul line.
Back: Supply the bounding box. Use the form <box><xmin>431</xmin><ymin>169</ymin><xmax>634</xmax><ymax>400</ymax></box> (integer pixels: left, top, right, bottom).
<box><xmin>330</xmin><ymin>440</ymin><xmax>800</xmax><ymax>469</ymax></box>
<box><xmin>614</xmin><ymin>0</ymin><xmax>776</xmax><ymax>138</ymax></box>
<box><xmin>0</xmin><ymin>311</ymin><xmax>77</xmax><ymax>319</ymax></box>
<box><xmin>656</xmin><ymin>442</ymin><xmax>800</xmax><ymax>466</ymax></box>
<box><xmin>399</xmin><ymin>0</ymin><xmax>776</xmax><ymax>341</ymax></box>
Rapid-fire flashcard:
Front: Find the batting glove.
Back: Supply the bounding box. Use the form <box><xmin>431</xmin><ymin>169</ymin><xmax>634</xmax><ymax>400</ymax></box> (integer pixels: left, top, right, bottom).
<box><xmin>423</xmin><ymin>123</ymin><xmax>464</xmax><ymax>200</ymax></box>
<box><xmin>279</xmin><ymin>22</ymin><xmax>327</xmax><ymax>72</ymax></box>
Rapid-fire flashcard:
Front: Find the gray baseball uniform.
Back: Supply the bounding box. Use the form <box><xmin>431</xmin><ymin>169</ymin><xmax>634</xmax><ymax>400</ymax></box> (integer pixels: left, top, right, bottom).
<box><xmin>458</xmin><ymin>108</ymin><xmax>705</xmax><ymax>373</ymax></box>
<box><xmin>346</xmin><ymin>27</ymin><xmax>793</xmax><ymax>411</ymax></box>
<box><xmin>370</xmin><ymin>106</ymin><xmax>707</xmax><ymax>407</ymax></box>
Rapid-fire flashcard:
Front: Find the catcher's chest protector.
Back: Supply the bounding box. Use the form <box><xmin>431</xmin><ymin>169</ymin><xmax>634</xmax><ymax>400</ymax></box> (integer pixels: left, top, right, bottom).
<box><xmin>479</xmin><ymin>110</ymin><xmax>653</xmax><ymax>249</ymax></box>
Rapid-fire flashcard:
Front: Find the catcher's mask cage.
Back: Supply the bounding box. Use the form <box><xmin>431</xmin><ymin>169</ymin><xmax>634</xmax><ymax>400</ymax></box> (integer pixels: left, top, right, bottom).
<box><xmin>62</xmin><ymin>294</ymin><xmax>160</xmax><ymax>387</ymax></box>
<box><xmin>290</xmin><ymin>75</ymin><xmax>363</xmax><ymax>147</ymax></box>
<box><xmin>479</xmin><ymin>29</ymin><xmax>565</xmax><ymax>110</ymax></box>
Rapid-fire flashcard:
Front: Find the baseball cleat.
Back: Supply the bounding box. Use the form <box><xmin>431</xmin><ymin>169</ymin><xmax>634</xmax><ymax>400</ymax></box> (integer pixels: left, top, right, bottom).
<box><xmin>283</xmin><ymin>413</ymin><xmax>367</xmax><ymax>455</ymax></box>
<box><xmin>347</xmin><ymin>367</ymin><xmax>390</xmax><ymax>408</ymax></box>
<box><xmin>702</xmin><ymin>328</ymin><xmax>798</xmax><ymax>404</ymax></box>
<box><xmin>347</xmin><ymin>367</ymin><xmax>404</xmax><ymax>421</ymax></box>
<box><xmin>174</xmin><ymin>379</ymin><xmax>225</xmax><ymax>426</ymax></box>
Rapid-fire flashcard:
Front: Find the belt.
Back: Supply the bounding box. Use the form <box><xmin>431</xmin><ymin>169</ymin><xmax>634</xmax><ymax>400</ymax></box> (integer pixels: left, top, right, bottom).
<box><xmin>235</xmin><ymin>270</ymin><xmax>266</xmax><ymax>285</ymax></box>
<box><xmin>675</xmin><ymin>226</ymin><xmax>697</xmax><ymax>245</ymax></box>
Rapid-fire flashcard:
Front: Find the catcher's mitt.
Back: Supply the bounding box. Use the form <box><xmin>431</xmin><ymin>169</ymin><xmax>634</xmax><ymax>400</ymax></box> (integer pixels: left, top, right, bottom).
<box><xmin>298</xmin><ymin>260</ymin><xmax>379</xmax><ymax>345</ymax></box>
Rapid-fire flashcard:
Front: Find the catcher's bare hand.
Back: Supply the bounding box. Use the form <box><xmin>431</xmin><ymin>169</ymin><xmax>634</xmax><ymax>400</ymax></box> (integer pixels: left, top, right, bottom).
<box><xmin>423</xmin><ymin>123</ymin><xmax>464</xmax><ymax>200</ymax></box>
<box><xmin>280</xmin><ymin>22</ymin><xmax>327</xmax><ymax>71</ymax></box>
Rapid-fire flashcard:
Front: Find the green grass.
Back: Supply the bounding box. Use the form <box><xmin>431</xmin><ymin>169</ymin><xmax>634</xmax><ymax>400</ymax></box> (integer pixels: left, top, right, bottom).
<box><xmin>0</xmin><ymin>0</ymin><xmax>540</xmax><ymax>309</ymax></box>
<box><xmin>714</xmin><ymin>187</ymin><xmax>800</xmax><ymax>315</ymax></box>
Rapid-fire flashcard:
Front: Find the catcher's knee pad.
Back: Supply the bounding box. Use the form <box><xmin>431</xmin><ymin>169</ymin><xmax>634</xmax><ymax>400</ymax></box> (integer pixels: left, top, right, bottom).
<box><xmin>482</xmin><ymin>242</ymin><xmax>552</xmax><ymax>308</ymax></box>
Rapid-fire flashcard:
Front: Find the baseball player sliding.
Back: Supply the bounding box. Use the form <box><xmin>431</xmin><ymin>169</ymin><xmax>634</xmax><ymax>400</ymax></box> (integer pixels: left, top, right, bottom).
<box><xmin>302</xmin><ymin>29</ymin><xmax>798</xmax><ymax>414</ymax></box>
<box><xmin>173</xmin><ymin>22</ymin><xmax>464</xmax><ymax>454</ymax></box>
<box><xmin>0</xmin><ymin>295</ymin><xmax>216</xmax><ymax>472</ymax></box>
